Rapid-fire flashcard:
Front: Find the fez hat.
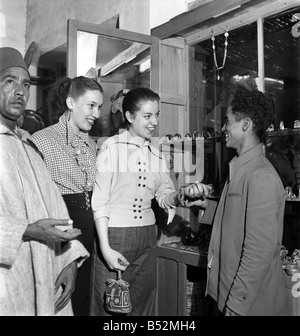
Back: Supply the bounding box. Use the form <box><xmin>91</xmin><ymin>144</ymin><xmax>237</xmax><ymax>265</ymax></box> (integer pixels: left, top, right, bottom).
<box><xmin>0</xmin><ymin>47</ymin><xmax>30</xmax><ymax>76</ymax></box>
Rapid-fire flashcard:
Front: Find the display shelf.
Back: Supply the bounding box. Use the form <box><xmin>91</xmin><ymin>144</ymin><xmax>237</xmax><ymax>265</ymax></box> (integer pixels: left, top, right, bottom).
<box><xmin>266</xmin><ymin>128</ymin><xmax>300</xmax><ymax>137</ymax></box>
<box><xmin>156</xmin><ymin>243</ymin><xmax>208</xmax><ymax>316</ymax></box>
<box><xmin>286</xmin><ymin>198</ymin><xmax>300</xmax><ymax>202</ymax></box>
<box><xmin>157</xmin><ymin>242</ymin><xmax>208</xmax><ymax>267</ymax></box>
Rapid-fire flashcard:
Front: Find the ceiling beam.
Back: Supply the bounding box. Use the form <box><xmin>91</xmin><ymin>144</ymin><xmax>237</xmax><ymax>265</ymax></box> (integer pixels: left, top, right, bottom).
<box><xmin>100</xmin><ymin>42</ymin><xmax>149</xmax><ymax>77</ymax></box>
<box><xmin>186</xmin><ymin>0</ymin><xmax>297</xmax><ymax>44</ymax></box>
<box><xmin>151</xmin><ymin>0</ymin><xmax>253</xmax><ymax>39</ymax></box>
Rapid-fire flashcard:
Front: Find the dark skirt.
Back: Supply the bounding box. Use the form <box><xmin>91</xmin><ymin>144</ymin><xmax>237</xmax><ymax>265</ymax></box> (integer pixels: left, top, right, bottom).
<box><xmin>63</xmin><ymin>192</ymin><xmax>95</xmax><ymax>316</ymax></box>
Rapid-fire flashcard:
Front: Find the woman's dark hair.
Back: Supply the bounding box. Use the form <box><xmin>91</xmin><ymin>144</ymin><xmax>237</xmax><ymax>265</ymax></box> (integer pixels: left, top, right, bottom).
<box><xmin>230</xmin><ymin>87</ymin><xmax>274</xmax><ymax>140</ymax></box>
<box><xmin>46</xmin><ymin>76</ymin><xmax>103</xmax><ymax>125</ymax></box>
<box><xmin>122</xmin><ymin>87</ymin><xmax>160</xmax><ymax>128</ymax></box>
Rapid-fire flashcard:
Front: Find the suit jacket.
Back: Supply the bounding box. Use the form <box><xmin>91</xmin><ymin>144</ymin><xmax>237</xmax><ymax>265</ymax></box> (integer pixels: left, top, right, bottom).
<box><xmin>206</xmin><ymin>144</ymin><xmax>287</xmax><ymax>316</ymax></box>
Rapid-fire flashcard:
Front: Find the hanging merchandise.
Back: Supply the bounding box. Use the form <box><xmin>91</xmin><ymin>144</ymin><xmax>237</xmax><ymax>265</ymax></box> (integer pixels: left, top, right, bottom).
<box><xmin>210</xmin><ymin>27</ymin><xmax>229</xmax><ymax>80</ymax></box>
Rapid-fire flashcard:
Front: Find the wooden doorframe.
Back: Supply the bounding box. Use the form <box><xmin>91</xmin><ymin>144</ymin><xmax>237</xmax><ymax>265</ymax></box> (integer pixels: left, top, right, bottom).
<box><xmin>67</xmin><ymin>19</ymin><xmax>157</xmax><ymax>78</ymax></box>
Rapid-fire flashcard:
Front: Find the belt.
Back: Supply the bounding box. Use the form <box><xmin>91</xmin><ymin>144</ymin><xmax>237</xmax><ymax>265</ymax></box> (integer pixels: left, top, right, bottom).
<box><xmin>63</xmin><ymin>192</ymin><xmax>92</xmax><ymax>210</ymax></box>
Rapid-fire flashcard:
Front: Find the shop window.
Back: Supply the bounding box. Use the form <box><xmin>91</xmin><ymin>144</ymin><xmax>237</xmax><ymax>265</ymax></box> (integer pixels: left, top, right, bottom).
<box><xmin>264</xmin><ymin>7</ymin><xmax>300</xmax><ymax>130</ymax></box>
<box><xmin>193</xmin><ymin>22</ymin><xmax>258</xmax><ymax>135</ymax></box>
<box><xmin>264</xmin><ymin>7</ymin><xmax>300</xmax><ymax>203</ymax></box>
<box><xmin>190</xmin><ymin>6</ymin><xmax>300</xmax><ymax>190</ymax></box>
<box><xmin>191</xmin><ymin>22</ymin><xmax>258</xmax><ymax>186</ymax></box>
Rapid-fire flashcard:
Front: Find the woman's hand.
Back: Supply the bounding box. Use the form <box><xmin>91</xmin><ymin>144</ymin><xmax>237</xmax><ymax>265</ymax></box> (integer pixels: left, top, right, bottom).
<box><xmin>182</xmin><ymin>182</ymin><xmax>213</xmax><ymax>199</ymax></box>
<box><xmin>102</xmin><ymin>247</ymin><xmax>129</xmax><ymax>272</ymax></box>
<box><xmin>179</xmin><ymin>182</ymin><xmax>214</xmax><ymax>208</ymax></box>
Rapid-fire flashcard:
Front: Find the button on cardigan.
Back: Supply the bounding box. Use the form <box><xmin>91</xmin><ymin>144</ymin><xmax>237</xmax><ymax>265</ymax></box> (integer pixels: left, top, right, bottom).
<box><xmin>92</xmin><ymin>131</ymin><xmax>176</xmax><ymax>228</ymax></box>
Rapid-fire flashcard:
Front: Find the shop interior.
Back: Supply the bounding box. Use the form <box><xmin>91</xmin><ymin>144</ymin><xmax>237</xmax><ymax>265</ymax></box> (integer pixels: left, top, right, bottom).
<box><xmin>2</xmin><ymin>0</ymin><xmax>300</xmax><ymax>316</ymax></box>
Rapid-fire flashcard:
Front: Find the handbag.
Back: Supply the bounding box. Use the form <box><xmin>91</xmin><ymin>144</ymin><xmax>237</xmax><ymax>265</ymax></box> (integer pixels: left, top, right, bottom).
<box><xmin>105</xmin><ymin>270</ymin><xmax>132</xmax><ymax>314</ymax></box>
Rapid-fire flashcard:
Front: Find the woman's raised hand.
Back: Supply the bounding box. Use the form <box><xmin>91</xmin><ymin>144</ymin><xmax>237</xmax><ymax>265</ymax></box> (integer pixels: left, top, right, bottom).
<box><xmin>183</xmin><ymin>182</ymin><xmax>213</xmax><ymax>199</ymax></box>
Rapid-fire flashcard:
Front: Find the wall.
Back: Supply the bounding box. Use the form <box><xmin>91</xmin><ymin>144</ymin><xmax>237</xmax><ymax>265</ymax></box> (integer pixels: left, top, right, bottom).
<box><xmin>25</xmin><ymin>0</ymin><xmax>194</xmax><ymax>54</ymax></box>
<box><xmin>0</xmin><ymin>0</ymin><xmax>216</xmax><ymax>55</ymax></box>
<box><xmin>0</xmin><ymin>0</ymin><xmax>193</xmax><ymax>111</ymax></box>
<box><xmin>150</xmin><ymin>0</ymin><xmax>186</xmax><ymax>29</ymax></box>
<box><xmin>24</xmin><ymin>0</ymin><xmax>151</xmax><ymax>112</ymax></box>
<box><xmin>23</xmin><ymin>0</ymin><xmax>190</xmax><ymax>112</ymax></box>
<box><xmin>0</xmin><ymin>0</ymin><xmax>27</xmax><ymax>52</ymax></box>
<box><xmin>150</xmin><ymin>0</ymin><xmax>216</xmax><ymax>28</ymax></box>
<box><xmin>0</xmin><ymin>0</ymin><xmax>34</xmax><ymax>109</ymax></box>
<box><xmin>186</xmin><ymin>0</ymin><xmax>214</xmax><ymax>10</ymax></box>
<box><xmin>25</xmin><ymin>0</ymin><xmax>152</xmax><ymax>54</ymax></box>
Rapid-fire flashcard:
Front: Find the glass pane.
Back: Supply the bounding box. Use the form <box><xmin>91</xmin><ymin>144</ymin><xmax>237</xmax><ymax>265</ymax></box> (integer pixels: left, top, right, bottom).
<box><xmin>77</xmin><ymin>31</ymin><xmax>151</xmax><ymax>137</ymax></box>
<box><xmin>264</xmin><ymin>7</ymin><xmax>300</xmax><ymax>208</ymax></box>
<box><xmin>264</xmin><ymin>6</ymin><xmax>300</xmax><ymax>130</ymax></box>
<box><xmin>190</xmin><ymin>22</ymin><xmax>258</xmax><ymax>187</ymax></box>
<box><xmin>192</xmin><ymin>22</ymin><xmax>258</xmax><ymax>135</ymax></box>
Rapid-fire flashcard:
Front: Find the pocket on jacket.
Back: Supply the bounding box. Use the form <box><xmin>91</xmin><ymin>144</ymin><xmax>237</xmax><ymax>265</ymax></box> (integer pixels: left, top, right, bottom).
<box><xmin>228</xmin><ymin>192</ymin><xmax>242</xmax><ymax>197</ymax></box>
<box><xmin>229</xmin><ymin>289</ymin><xmax>248</xmax><ymax>303</ymax></box>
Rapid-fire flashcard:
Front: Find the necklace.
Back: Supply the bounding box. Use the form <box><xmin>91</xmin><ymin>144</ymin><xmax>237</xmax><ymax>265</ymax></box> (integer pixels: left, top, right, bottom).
<box><xmin>210</xmin><ymin>28</ymin><xmax>229</xmax><ymax>79</ymax></box>
<box><xmin>72</xmin><ymin>138</ymin><xmax>94</xmax><ymax>209</ymax></box>
<box><xmin>65</xmin><ymin>116</ymin><xmax>94</xmax><ymax>209</ymax></box>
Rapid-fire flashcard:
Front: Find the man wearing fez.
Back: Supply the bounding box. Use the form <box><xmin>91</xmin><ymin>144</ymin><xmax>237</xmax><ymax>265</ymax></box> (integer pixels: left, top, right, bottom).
<box><xmin>0</xmin><ymin>47</ymin><xmax>89</xmax><ymax>315</ymax></box>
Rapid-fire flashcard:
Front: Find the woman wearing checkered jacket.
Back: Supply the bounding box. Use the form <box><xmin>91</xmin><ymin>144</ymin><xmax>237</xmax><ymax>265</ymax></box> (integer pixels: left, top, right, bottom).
<box><xmin>32</xmin><ymin>76</ymin><xmax>103</xmax><ymax>316</ymax></box>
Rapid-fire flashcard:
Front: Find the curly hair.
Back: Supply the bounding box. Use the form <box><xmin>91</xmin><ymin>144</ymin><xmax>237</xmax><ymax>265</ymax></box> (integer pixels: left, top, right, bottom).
<box><xmin>231</xmin><ymin>87</ymin><xmax>274</xmax><ymax>140</ymax></box>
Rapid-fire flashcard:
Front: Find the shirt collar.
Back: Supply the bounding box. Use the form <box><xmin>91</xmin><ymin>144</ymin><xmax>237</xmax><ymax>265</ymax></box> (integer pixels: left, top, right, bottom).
<box><xmin>0</xmin><ymin>123</ymin><xmax>11</xmax><ymax>135</ymax></box>
<box><xmin>0</xmin><ymin>123</ymin><xmax>26</xmax><ymax>139</ymax></box>
<box><xmin>59</xmin><ymin>114</ymin><xmax>89</xmax><ymax>145</ymax></box>
<box><xmin>229</xmin><ymin>143</ymin><xmax>264</xmax><ymax>181</ymax></box>
<box><xmin>120</xmin><ymin>130</ymin><xmax>151</xmax><ymax>148</ymax></box>
<box><xmin>0</xmin><ymin>124</ymin><xmax>44</xmax><ymax>158</ymax></box>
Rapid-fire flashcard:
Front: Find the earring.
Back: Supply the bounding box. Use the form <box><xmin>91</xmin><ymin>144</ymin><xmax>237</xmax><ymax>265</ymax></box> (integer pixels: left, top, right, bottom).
<box><xmin>67</xmin><ymin>109</ymin><xmax>72</xmax><ymax>121</ymax></box>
